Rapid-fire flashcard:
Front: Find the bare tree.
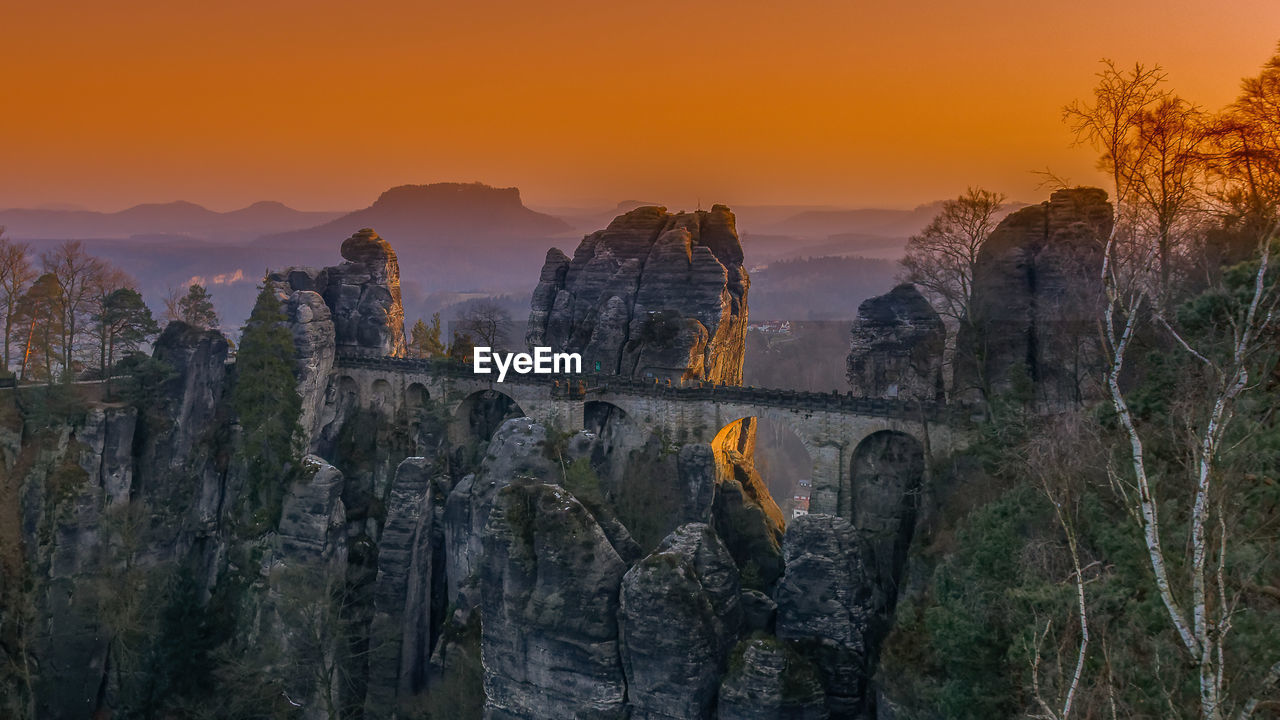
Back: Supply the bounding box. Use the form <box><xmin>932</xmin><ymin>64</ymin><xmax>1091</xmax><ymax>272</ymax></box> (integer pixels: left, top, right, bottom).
<box><xmin>1023</xmin><ymin>415</ymin><xmax>1109</xmax><ymax>720</ymax></box>
<box><xmin>1068</xmin><ymin>58</ymin><xmax>1280</xmax><ymax>719</ymax></box>
<box><xmin>1130</xmin><ymin>96</ymin><xmax>1209</xmax><ymax>297</ymax></box>
<box><xmin>457</xmin><ymin>300</ymin><xmax>511</xmax><ymax>349</ymax></box>
<box><xmin>161</xmin><ymin>286</ymin><xmax>183</xmax><ymax>324</ymax></box>
<box><xmin>40</xmin><ymin>241</ymin><xmax>106</xmax><ymax>379</ymax></box>
<box><xmin>0</xmin><ymin>229</ymin><xmax>35</xmax><ymax>373</ymax></box>
<box><xmin>86</xmin><ymin>265</ymin><xmax>138</xmax><ymax>377</ymax></box>
<box><xmin>901</xmin><ymin>187</ymin><xmax>1006</xmax><ymax>325</ymax></box>
<box><xmin>900</xmin><ymin>188</ymin><xmax>1006</xmax><ymax>399</ymax></box>
<box><xmin>1207</xmin><ymin>46</ymin><xmax>1280</xmax><ymax>219</ymax></box>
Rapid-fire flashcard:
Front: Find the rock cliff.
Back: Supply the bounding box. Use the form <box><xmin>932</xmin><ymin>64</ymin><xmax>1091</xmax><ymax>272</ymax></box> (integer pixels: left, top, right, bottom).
<box><xmin>481</xmin><ymin>480</ymin><xmax>629</xmax><ymax>720</ymax></box>
<box><xmin>366</xmin><ymin>457</ymin><xmax>438</xmax><ymax>713</ymax></box>
<box><xmin>269</xmin><ymin>227</ymin><xmax>407</xmax><ymax>361</ymax></box>
<box><xmin>717</xmin><ymin>636</ymin><xmax>829</xmax><ymax>720</ymax></box>
<box><xmin>953</xmin><ymin>187</ymin><xmax>1111</xmax><ymax>409</ymax></box>
<box><xmin>845</xmin><ymin>283</ymin><xmax>945</xmax><ymax>402</ymax></box>
<box><xmin>620</xmin><ymin>523</ymin><xmax>743</xmax><ymax>720</ymax></box>
<box><xmin>6</xmin><ymin>224</ymin><xmax>919</xmax><ymax>720</ymax></box>
<box><xmin>775</xmin><ymin>514</ymin><xmax>876</xmax><ymax>717</ymax></box>
<box><xmin>527</xmin><ymin>205</ymin><xmax>749</xmax><ymax>384</ymax></box>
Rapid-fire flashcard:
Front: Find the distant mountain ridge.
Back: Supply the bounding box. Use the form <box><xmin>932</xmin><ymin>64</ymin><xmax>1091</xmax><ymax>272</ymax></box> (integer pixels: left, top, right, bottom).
<box><xmin>256</xmin><ymin>182</ymin><xmax>574</xmax><ymax>253</ymax></box>
<box><xmin>0</xmin><ymin>200</ymin><xmax>341</xmax><ymax>242</ymax></box>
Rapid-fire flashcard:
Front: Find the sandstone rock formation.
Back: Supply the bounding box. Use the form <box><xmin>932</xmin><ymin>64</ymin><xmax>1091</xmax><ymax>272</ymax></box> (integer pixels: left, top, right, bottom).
<box><xmin>442</xmin><ymin>417</ymin><xmax>559</xmax><ymax>607</ymax></box>
<box><xmin>17</xmin><ymin>406</ymin><xmax>141</xmax><ymax>718</ymax></box>
<box><xmin>775</xmin><ymin>514</ymin><xmax>876</xmax><ymax>718</ymax></box>
<box><xmin>276</xmin><ymin>455</ymin><xmax>348</xmax><ymax>562</ymax></box>
<box><xmin>620</xmin><ymin>523</ymin><xmax>743</xmax><ymax>720</ymax></box>
<box><xmin>270</xmin><ymin>227</ymin><xmax>407</xmax><ymax>360</ymax></box>
<box><xmin>717</xmin><ymin>636</ymin><xmax>829</xmax><ymax>720</ymax></box>
<box><xmin>134</xmin><ymin>321</ymin><xmax>233</xmax><ymax>570</ymax></box>
<box><xmin>481</xmin><ymin>480</ymin><xmax>629</xmax><ymax>719</ymax></box>
<box><xmin>741</xmin><ymin>589</ymin><xmax>778</xmax><ymax>633</ymax></box>
<box><xmin>527</xmin><ymin>205</ymin><xmax>749</xmax><ymax>384</ymax></box>
<box><xmin>8</xmin><ymin>213</ymin><xmax>933</xmax><ymax>719</ymax></box>
<box><xmin>261</xmin><ymin>456</ymin><xmax>349</xmax><ymax>719</ymax></box>
<box><xmin>279</xmin><ymin>289</ymin><xmax>335</xmax><ymax>441</ymax></box>
<box><xmin>366</xmin><ymin>457</ymin><xmax>437</xmax><ymax>713</ymax></box>
<box><xmin>270</xmin><ymin>229</ymin><xmax>406</xmax><ymax>449</ymax></box>
<box><xmin>845</xmin><ymin>283</ymin><xmax>945</xmax><ymax>402</ymax></box>
<box><xmin>677</xmin><ymin>443</ymin><xmax>718</xmax><ymax>524</ymax></box>
<box><xmin>139</xmin><ymin>321</ymin><xmax>230</xmax><ymax>480</ymax></box>
<box><xmin>845</xmin><ymin>431</ymin><xmax>926</xmax><ymax>615</ymax></box>
<box><xmin>954</xmin><ymin>187</ymin><xmax>1112</xmax><ymax>409</ymax></box>
<box><xmin>711</xmin><ymin>418</ymin><xmax>786</xmax><ymax>588</ymax></box>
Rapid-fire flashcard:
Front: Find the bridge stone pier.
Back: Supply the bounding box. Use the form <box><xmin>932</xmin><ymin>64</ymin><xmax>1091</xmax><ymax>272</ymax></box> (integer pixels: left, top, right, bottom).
<box><xmin>331</xmin><ymin>355</ymin><xmax>973</xmax><ymax>516</ymax></box>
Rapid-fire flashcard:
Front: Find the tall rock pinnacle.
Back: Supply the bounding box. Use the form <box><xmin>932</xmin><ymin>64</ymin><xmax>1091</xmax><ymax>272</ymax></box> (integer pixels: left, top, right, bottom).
<box><xmin>527</xmin><ymin>205</ymin><xmax>749</xmax><ymax>384</ymax></box>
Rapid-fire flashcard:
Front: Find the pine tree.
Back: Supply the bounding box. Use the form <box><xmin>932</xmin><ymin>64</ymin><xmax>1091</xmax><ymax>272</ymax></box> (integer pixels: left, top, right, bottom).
<box><xmin>95</xmin><ymin>287</ymin><xmax>160</xmax><ymax>399</ymax></box>
<box><xmin>232</xmin><ymin>281</ymin><xmax>301</xmax><ymax>529</ymax></box>
<box><xmin>408</xmin><ymin>312</ymin><xmax>447</xmax><ymax>358</ymax></box>
<box><xmin>178</xmin><ymin>284</ymin><xmax>219</xmax><ymax>330</ymax></box>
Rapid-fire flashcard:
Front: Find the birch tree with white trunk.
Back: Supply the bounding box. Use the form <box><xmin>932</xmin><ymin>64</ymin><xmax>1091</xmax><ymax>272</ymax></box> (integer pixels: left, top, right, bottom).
<box><xmin>1066</xmin><ymin>58</ymin><xmax>1280</xmax><ymax>719</ymax></box>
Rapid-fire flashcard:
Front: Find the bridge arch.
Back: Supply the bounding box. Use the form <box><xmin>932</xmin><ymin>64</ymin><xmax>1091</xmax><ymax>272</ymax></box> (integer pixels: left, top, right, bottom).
<box><xmin>404</xmin><ymin>382</ymin><xmax>430</xmax><ymax>410</ymax></box>
<box><xmin>369</xmin><ymin>378</ymin><xmax>394</xmax><ymax>412</ymax></box>
<box><xmin>844</xmin><ymin>429</ymin><xmax>925</xmax><ymax>593</ymax></box>
<box><xmin>450</xmin><ymin>388</ymin><xmax>527</xmax><ymax>445</ymax></box>
<box><xmin>583</xmin><ymin>400</ymin><xmax>629</xmax><ymax>435</ymax></box>
<box><xmin>333</xmin><ymin>375</ymin><xmax>359</xmax><ymax>406</ymax></box>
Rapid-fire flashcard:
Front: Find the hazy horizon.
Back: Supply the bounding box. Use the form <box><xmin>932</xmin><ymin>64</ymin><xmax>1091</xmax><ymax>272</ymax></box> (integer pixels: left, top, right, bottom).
<box><xmin>0</xmin><ymin>187</ymin><xmax>968</xmax><ymax>216</ymax></box>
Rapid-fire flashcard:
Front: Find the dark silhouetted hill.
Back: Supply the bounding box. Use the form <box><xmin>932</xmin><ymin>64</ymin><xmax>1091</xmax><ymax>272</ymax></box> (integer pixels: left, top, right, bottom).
<box><xmin>0</xmin><ymin>200</ymin><xmax>340</xmax><ymax>242</ymax></box>
<box><xmin>257</xmin><ymin>183</ymin><xmax>573</xmax><ymax>253</ymax></box>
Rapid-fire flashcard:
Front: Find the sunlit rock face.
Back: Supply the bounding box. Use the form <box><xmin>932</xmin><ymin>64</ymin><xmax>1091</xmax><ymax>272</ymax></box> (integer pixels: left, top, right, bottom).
<box><xmin>527</xmin><ymin>205</ymin><xmax>749</xmax><ymax>384</ymax></box>
<box><xmin>954</xmin><ymin>187</ymin><xmax>1112</xmax><ymax>409</ymax></box>
<box><xmin>330</xmin><ymin>228</ymin><xmax>407</xmax><ymax>357</ymax></box>
<box><xmin>846</xmin><ymin>283</ymin><xmax>945</xmax><ymax>403</ymax></box>
<box><xmin>269</xmin><ymin>228</ymin><xmax>406</xmax><ymax>441</ymax></box>
<box><xmin>711</xmin><ymin>417</ymin><xmax>786</xmax><ymax>589</ymax></box>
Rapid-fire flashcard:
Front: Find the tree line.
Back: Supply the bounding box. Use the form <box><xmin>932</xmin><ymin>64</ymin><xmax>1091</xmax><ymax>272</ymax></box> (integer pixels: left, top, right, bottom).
<box><xmin>0</xmin><ymin>233</ymin><xmax>222</xmax><ymax>384</ymax></box>
<box><xmin>406</xmin><ymin>300</ymin><xmax>516</xmax><ymax>361</ymax></box>
<box><xmin>887</xmin><ymin>45</ymin><xmax>1280</xmax><ymax>720</ymax></box>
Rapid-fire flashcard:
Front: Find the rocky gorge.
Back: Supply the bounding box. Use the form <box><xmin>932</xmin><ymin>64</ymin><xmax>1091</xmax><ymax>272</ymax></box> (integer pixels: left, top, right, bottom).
<box><xmin>1</xmin><ymin>191</ymin><xmax>1111</xmax><ymax>720</ymax></box>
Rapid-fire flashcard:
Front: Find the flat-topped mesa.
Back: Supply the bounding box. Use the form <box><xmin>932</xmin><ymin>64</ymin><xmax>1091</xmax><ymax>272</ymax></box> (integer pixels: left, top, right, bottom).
<box><xmin>527</xmin><ymin>204</ymin><xmax>749</xmax><ymax>385</ymax></box>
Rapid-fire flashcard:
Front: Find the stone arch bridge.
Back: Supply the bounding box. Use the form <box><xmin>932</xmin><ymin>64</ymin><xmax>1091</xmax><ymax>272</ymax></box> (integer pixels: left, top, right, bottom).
<box><xmin>331</xmin><ymin>354</ymin><xmax>974</xmax><ymax>516</ymax></box>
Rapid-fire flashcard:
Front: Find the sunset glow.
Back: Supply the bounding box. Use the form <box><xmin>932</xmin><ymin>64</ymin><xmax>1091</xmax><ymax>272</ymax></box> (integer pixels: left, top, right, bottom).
<box><xmin>5</xmin><ymin>0</ymin><xmax>1278</xmax><ymax>210</ymax></box>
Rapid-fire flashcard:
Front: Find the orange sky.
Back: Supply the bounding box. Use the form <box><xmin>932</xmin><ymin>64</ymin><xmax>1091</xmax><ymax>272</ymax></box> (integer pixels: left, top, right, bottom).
<box><xmin>4</xmin><ymin>1</ymin><xmax>1278</xmax><ymax>212</ymax></box>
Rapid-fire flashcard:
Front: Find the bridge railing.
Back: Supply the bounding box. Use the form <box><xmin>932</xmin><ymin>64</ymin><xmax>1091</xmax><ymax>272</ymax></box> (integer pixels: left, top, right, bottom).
<box><xmin>332</xmin><ymin>353</ymin><xmax>977</xmax><ymax>424</ymax></box>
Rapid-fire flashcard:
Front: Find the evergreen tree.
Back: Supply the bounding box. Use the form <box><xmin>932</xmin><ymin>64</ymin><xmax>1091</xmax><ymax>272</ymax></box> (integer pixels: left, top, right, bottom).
<box><xmin>178</xmin><ymin>284</ymin><xmax>220</xmax><ymax>330</ymax></box>
<box><xmin>95</xmin><ymin>287</ymin><xmax>160</xmax><ymax>398</ymax></box>
<box><xmin>408</xmin><ymin>312</ymin><xmax>446</xmax><ymax>358</ymax></box>
<box><xmin>232</xmin><ymin>281</ymin><xmax>301</xmax><ymax>529</ymax></box>
<box><xmin>448</xmin><ymin>331</ymin><xmax>475</xmax><ymax>362</ymax></box>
